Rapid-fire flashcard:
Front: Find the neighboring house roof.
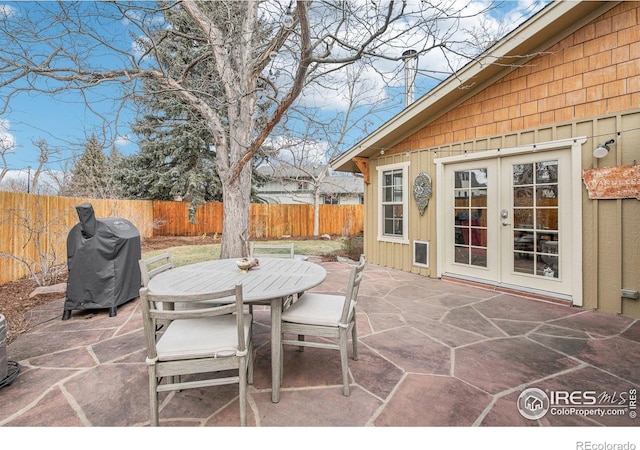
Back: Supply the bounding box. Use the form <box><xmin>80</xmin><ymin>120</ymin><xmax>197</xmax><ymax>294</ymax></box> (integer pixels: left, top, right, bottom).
<box><xmin>256</xmin><ymin>164</ymin><xmax>364</xmax><ymax>195</ymax></box>
<box><xmin>318</xmin><ymin>175</ymin><xmax>364</xmax><ymax>195</ymax></box>
<box><xmin>331</xmin><ymin>0</ymin><xmax>619</xmax><ymax>173</ymax></box>
<box><xmin>256</xmin><ymin>164</ymin><xmax>326</xmax><ymax>178</ymax></box>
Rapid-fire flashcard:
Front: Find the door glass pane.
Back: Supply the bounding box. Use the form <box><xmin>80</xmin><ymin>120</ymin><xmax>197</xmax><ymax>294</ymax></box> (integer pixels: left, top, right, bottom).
<box><xmin>512</xmin><ymin>160</ymin><xmax>559</xmax><ymax>278</ymax></box>
<box><xmin>536</xmin><ymin>209</ymin><xmax>558</xmax><ymax>231</ymax></box>
<box><xmin>513</xmin><ymin>164</ymin><xmax>533</xmax><ymax>185</ymax></box>
<box><xmin>513</xmin><ymin>209</ymin><xmax>534</xmax><ymax>229</ymax></box>
<box><xmin>514</xmin><ymin>187</ymin><xmax>533</xmax><ymax>206</ymax></box>
<box><xmin>536</xmin><ymin>161</ymin><xmax>558</xmax><ymax>184</ymax></box>
<box><xmin>453</xmin><ymin>169</ymin><xmax>487</xmax><ymax>268</ymax></box>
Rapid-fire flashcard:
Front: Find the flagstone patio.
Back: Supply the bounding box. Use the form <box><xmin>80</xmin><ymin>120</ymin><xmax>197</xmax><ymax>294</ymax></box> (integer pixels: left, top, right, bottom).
<box><xmin>1</xmin><ymin>258</ymin><xmax>638</xmax><ymax>428</ymax></box>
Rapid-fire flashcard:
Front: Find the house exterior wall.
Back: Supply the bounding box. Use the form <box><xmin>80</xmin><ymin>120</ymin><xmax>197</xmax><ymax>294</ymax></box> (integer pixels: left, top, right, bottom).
<box><xmin>363</xmin><ymin>2</ymin><xmax>640</xmax><ymax>318</ymax></box>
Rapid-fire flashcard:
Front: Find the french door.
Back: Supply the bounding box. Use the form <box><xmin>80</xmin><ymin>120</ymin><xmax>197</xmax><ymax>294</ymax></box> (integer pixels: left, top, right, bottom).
<box><xmin>442</xmin><ymin>149</ymin><xmax>574</xmax><ymax>298</ymax></box>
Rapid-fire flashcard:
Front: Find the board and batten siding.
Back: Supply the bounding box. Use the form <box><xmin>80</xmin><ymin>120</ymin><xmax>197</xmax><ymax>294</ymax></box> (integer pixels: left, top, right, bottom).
<box><xmin>364</xmin><ymin>113</ymin><xmax>640</xmax><ymax>319</ymax></box>
<box><xmin>362</xmin><ymin>2</ymin><xmax>640</xmax><ymax>318</ymax></box>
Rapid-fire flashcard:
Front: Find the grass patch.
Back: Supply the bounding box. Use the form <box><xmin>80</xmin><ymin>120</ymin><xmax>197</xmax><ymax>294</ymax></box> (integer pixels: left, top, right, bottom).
<box><xmin>142</xmin><ymin>239</ymin><xmax>345</xmax><ymax>267</ymax></box>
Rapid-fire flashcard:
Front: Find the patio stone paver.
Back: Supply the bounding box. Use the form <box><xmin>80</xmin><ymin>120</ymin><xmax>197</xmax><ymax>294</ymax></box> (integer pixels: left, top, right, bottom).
<box><xmin>622</xmin><ymin>321</ymin><xmax>640</xmax><ymax>342</ymax></box>
<box><xmin>62</xmin><ymin>363</ymin><xmax>149</xmax><ymax>426</ymax></box>
<box><xmin>349</xmin><ymin>344</ymin><xmax>404</xmax><ymax>401</ymax></box>
<box><xmin>454</xmin><ymin>337</ymin><xmax>580</xmax><ymax>394</ymax></box>
<box><xmin>474</xmin><ymin>294</ymin><xmax>580</xmax><ymax>322</ymax></box>
<box><xmin>442</xmin><ymin>305</ymin><xmax>507</xmax><ymax>338</ymax></box>
<box><xmin>548</xmin><ymin>309</ymin><xmax>636</xmax><ymax>337</ymax></box>
<box><xmin>4</xmin><ymin>387</ymin><xmax>87</xmax><ymax>426</ymax></box>
<box><xmin>374</xmin><ymin>374</ymin><xmax>493</xmax><ymax>426</ymax></box>
<box><xmin>405</xmin><ymin>314</ymin><xmax>487</xmax><ymax>348</ymax></box>
<box><xmin>27</xmin><ymin>346</ymin><xmax>98</xmax><ymax>369</ymax></box>
<box><xmin>252</xmin><ymin>386</ymin><xmax>382</xmax><ymax>427</ymax></box>
<box><xmin>360</xmin><ymin>327</ymin><xmax>451</xmax><ymax>375</ymax></box>
<box><xmin>1</xmin><ymin>258</ymin><xmax>638</xmax><ymax>428</ymax></box>
<box><xmin>0</xmin><ymin>366</ymin><xmax>79</xmax><ymax>423</ymax></box>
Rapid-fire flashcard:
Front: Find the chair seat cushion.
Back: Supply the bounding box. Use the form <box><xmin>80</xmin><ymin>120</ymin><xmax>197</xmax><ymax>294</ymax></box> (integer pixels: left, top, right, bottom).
<box><xmin>281</xmin><ymin>293</ymin><xmax>344</xmax><ymax>327</ymax></box>
<box><xmin>157</xmin><ymin>314</ymin><xmax>252</xmax><ymax>361</ymax></box>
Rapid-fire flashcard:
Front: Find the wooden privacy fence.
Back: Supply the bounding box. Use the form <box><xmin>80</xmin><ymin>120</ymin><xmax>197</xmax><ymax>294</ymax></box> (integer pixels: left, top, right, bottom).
<box><xmin>153</xmin><ymin>201</ymin><xmax>364</xmax><ymax>237</ymax></box>
<box><xmin>0</xmin><ymin>192</ymin><xmax>363</xmax><ymax>285</ymax></box>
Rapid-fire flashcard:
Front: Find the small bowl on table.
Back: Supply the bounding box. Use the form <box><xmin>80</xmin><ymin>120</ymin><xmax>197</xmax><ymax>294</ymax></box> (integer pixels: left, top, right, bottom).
<box><xmin>236</xmin><ymin>258</ymin><xmax>253</xmax><ymax>273</ymax></box>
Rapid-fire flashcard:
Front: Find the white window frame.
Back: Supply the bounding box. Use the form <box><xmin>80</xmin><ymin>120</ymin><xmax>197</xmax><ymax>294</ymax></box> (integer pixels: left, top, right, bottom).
<box><xmin>377</xmin><ymin>161</ymin><xmax>410</xmax><ymax>244</ymax></box>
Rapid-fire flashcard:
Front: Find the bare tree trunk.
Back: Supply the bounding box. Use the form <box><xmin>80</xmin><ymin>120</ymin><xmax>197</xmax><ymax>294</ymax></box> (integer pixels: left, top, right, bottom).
<box><xmin>219</xmin><ymin>159</ymin><xmax>252</xmax><ymax>259</ymax></box>
<box><xmin>313</xmin><ymin>187</ymin><xmax>320</xmax><ymax>237</ymax></box>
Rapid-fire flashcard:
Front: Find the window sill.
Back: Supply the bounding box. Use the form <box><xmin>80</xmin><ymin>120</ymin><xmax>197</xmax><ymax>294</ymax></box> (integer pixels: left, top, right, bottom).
<box><xmin>377</xmin><ymin>236</ymin><xmax>410</xmax><ymax>245</ymax></box>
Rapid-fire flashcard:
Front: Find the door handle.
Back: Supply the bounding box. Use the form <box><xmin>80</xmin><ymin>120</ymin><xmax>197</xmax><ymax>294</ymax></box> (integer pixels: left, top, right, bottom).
<box><xmin>502</xmin><ymin>221</ymin><xmax>510</xmax><ymax>226</ymax></box>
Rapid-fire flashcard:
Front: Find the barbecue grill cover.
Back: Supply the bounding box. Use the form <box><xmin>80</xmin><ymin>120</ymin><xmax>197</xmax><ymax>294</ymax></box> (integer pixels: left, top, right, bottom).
<box><xmin>63</xmin><ymin>203</ymin><xmax>141</xmax><ymax>319</ymax></box>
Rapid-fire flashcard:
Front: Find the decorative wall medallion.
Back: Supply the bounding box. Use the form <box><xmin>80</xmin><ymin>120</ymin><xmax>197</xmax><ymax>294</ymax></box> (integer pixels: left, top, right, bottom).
<box><xmin>413</xmin><ymin>172</ymin><xmax>432</xmax><ymax>216</ymax></box>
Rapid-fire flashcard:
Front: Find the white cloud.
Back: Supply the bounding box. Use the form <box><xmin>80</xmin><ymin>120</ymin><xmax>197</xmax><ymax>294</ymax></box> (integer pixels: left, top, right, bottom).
<box><xmin>0</xmin><ymin>119</ymin><xmax>16</xmax><ymax>151</ymax></box>
<box><xmin>115</xmin><ymin>135</ymin><xmax>132</xmax><ymax>147</ymax></box>
<box><xmin>0</xmin><ymin>4</ymin><xmax>17</xmax><ymax>18</ymax></box>
<box><xmin>264</xmin><ymin>135</ymin><xmax>331</xmax><ymax>166</ymax></box>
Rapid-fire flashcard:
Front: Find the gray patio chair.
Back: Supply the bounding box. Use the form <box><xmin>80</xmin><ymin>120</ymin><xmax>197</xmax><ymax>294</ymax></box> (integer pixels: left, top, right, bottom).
<box><xmin>280</xmin><ymin>255</ymin><xmax>365</xmax><ymax>396</ymax></box>
<box><xmin>248</xmin><ymin>242</ymin><xmax>296</xmax><ymax>313</ymax></box>
<box><xmin>139</xmin><ymin>251</ymin><xmax>174</xmax><ymax>287</ymax></box>
<box><xmin>140</xmin><ymin>284</ymin><xmax>253</xmax><ymax>426</ymax></box>
<box><xmin>139</xmin><ymin>251</ymin><xmax>176</xmax><ymax>330</ymax></box>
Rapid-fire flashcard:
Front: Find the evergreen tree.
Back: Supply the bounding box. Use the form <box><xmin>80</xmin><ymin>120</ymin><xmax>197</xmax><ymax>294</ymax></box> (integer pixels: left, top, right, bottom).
<box><xmin>62</xmin><ymin>135</ymin><xmax>112</xmax><ymax>198</ymax></box>
<box><xmin>117</xmin><ymin>72</ymin><xmax>224</xmax><ymax>219</ymax></box>
<box><xmin>116</xmin><ymin>7</ymin><xmax>270</xmax><ymax>220</ymax></box>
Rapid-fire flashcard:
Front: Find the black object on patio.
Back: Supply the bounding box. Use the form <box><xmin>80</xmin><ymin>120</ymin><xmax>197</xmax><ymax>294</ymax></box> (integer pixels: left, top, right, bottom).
<box><xmin>62</xmin><ymin>203</ymin><xmax>141</xmax><ymax>320</ymax></box>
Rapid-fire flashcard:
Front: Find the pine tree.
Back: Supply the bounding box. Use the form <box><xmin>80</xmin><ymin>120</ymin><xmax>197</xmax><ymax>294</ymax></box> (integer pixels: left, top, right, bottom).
<box><xmin>63</xmin><ymin>135</ymin><xmax>111</xmax><ymax>198</ymax></box>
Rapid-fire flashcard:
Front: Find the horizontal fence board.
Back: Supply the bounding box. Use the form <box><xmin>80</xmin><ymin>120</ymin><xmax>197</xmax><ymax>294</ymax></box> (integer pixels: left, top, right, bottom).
<box><xmin>1</xmin><ymin>192</ymin><xmax>363</xmax><ymax>285</ymax></box>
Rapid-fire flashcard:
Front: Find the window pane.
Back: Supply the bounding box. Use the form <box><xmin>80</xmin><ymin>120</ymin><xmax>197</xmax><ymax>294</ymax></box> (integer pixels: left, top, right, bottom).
<box><xmin>536</xmin><ymin>185</ymin><xmax>558</xmax><ymax>205</ymax></box>
<box><xmin>536</xmin><ymin>209</ymin><xmax>558</xmax><ymax>231</ymax></box>
<box><xmin>513</xmin><ymin>164</ymin><xmax>533</xmax><ymax>185</ymax></box>
<box><xmin>470</xmin><ymin>248</ymin><xmax>487</xmax><ymax>267</ymax></box>
<box><xmin>514</xmin><ymin>187</ymin><xmax>533</xmax><ymax>206</ymax></box>
<box><xmin>514</xmin><ymin>231</ymin><xmax>535</xmax><ymax>254</ymax></box>
<box><xmin>393</xmin><ymin>186</ymin><xmax>403</xmax><ymax>202</ymax></box>
<box><xmin>471</xmin><ymin>169</ymin><xmax>488</xmax><ymax>187</ymax></box>
<box><xmin>536</xmin><ymin>161</ymin><xmax>558</xmax><ymax>184</ymax></box>
<box><xmin>514</xmin><ymin>209</ymin><xmax>534</xmax><ymax>229</ymax></box>
<box><xmin>540</xmin><ymin>255</ymin><xmax>559</xmax><ymax>278</ymax></box>
<box><xmin>455</xmin><ymin>246</ymin><xmax>469</xmax><ymax>264</ymax></box>
<box><xmin>383</xmin><ymin>186</ymin><xmax>393</xmax><ymax>202</ymax></box>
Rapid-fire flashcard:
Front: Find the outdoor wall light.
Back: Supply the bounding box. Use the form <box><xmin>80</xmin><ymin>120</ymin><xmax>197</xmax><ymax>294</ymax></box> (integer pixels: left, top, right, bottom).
<box><xmin>593</xmin><ymin>139</ymin><xmax>615</xmax><ymax>158</ymax></box>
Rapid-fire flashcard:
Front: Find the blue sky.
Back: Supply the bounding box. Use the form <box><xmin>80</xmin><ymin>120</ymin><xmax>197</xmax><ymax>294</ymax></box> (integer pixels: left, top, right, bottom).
<box><xmin>0</xmin><ymin>1</ymin><xmax>548</xmax><ymax>185</ymax></box>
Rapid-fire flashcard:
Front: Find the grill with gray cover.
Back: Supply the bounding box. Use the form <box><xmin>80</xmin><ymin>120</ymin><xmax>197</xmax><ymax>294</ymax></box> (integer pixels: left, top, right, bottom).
<box><xmin>63</xmin><ymin>203</ymin><xmax>141</xmax><ymax>320</ymax></box>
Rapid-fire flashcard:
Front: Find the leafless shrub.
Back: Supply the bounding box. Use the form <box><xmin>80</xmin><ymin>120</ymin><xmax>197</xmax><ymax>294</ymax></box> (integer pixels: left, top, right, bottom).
<box><xmin>0</xmin><ymin>197</ymin><xmax>67</xmax><ymax>286</ymax></box>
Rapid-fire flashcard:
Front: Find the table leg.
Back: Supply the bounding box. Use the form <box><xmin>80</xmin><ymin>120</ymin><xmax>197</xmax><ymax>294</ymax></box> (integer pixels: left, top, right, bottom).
<box><xmin>270</xmin><ymin>296</ymin><xmax>283</xmax><ymax>403</ymax></box>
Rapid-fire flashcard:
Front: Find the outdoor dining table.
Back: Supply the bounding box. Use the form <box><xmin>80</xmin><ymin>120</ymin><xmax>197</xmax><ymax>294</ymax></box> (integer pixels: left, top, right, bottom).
<box><xmin>146</xmin><ymin>256</ymin><xmax>327</xmax><ymax>403</ymax></box>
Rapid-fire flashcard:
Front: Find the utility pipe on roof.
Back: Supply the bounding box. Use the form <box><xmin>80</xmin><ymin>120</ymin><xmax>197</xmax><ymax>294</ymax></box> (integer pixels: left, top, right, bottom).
<box><xmin>402</xmin><ymin>49</ymin><xmax>418</xmax><ymax>107</ymax></box>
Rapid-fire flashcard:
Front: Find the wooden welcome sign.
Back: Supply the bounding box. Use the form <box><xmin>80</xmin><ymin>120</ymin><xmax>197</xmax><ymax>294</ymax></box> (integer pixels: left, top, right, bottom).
<box><xmin>582</xmin><ymin>164</ymin><xmax>640</xmax><ymax>200</ymax></box>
